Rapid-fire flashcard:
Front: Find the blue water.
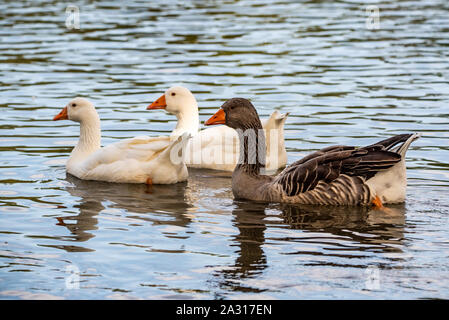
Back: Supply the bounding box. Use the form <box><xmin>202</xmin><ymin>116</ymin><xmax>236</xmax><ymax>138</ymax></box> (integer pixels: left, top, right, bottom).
<box><xmin>0</xmin><ymin>0</ymin><xmax>448</xmax><ymax>299</ymax></box>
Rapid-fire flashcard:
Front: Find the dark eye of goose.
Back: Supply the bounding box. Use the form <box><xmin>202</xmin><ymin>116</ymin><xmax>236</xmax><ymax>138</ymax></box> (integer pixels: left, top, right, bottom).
<box><xmin>171</xmin><ymin>92</ymin><xmax>176</xmax><ymax>96</ymax></box>
<box><xmin>72</xmin><ymin>103</ymin><xmax>77</xmax><ymax>107</ymax></box>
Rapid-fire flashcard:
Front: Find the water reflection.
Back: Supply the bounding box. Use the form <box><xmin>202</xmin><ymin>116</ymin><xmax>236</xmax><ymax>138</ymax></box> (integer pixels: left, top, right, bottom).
<box><xmin>280</xmin><ymin>203</ymin><xmax>405</xmax><ymax>233</ymax></box>
<box><xmin>279</xmin><ymin>203</ymin><xmax>406</xmax><ymax>254</ymax></box>
<box><xmin>213</xmin><ymin>200</ymin><xmax>406</xmax><ymax>293</ymax></box>
<box><xmin>55</xmin><ymin>174</ymin><xmax>193</xmax><ymax>251</ymax></box>
<box><xmin>1</xmin><ymin>0</ymin><xmax>448</xmax><ymax>299</ymax></box>
<box><xmin>202</xmin><ymin>201</ymin><xmax>266</xmax><ymax>295</ymax></box>
<box><xmin>184</xmin><ymin>168</ymin><xmax>233</xmax><ymax>212</ymax></box>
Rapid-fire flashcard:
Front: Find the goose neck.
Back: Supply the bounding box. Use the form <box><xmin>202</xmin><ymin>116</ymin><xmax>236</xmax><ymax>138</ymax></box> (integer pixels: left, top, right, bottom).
<box><xmin>171</xmin><ymin>107</ymin><xmax>199</xmax><ymax>139</ymax></box>
<box><xmin>235</xmin><ymin>125</ymin><xmax>266</xmax><ymax>176</ymax></box>
<box><xmin>72</xmin><ymin>117</ymin><xmax>101</xmax><ymax>158</ymax></box>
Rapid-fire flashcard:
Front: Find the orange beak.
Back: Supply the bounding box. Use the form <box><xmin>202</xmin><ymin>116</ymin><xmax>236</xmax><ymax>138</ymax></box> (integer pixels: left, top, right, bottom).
<box><xmin>205</xmin><ymin>109</ymin><xmax>226</xmax><ymax>126</ymax></box>
<box><xmin>147</xmin><ymin>94</ymin><xmax>167</xmax><ymax>110</ymax></box>
<box><xmin>53</xmin><ymin>106</ymin><xmax>68</xmax><ymax>121</ymax></box>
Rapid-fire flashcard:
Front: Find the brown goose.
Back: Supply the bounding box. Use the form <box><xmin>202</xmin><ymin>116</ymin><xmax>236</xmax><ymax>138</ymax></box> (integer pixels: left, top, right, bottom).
<box><xmin>205</xmin><ymin>98</ymin><xmax>420</xmax><ymax>206</ymax></box>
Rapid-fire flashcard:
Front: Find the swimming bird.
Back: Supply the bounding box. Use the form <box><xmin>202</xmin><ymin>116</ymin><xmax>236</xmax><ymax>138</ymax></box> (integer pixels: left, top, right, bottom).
<box><xmin>205</xmin><ymin>97</ymin><xmax>420</xmax><ymax>206</ymax></box>
<box><xmin>147</xmin><ymin>86</ymin><xmax>289</xmax><ymax>172</ymax></box>
<box><xmin>53</xmin><ymin>97</ymin><xmax>190</xmax><ymax>184</ymax></box>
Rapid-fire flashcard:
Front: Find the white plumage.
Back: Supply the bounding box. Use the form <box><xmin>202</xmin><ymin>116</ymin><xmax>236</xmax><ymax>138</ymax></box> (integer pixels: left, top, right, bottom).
<box><xmin>54</xmin><ymin>97</ymin><xmax>190</xmax><ymax>184</ymax></box>
<box><xmin>147</xmin><ymin>86</ymin><xmax>289</xmax><ymax>172</ymax></box>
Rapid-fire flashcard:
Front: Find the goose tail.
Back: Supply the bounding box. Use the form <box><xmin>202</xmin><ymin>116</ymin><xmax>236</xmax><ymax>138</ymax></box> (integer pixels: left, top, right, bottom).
<box><xmin>271</xmin><ymin>110</ymin><xmax>290</xmax><ymax>128</ymax></box>
<box><xmin>367</xmin><ymin>133</ymin><xmax>421</xmax><ymax>157</ymax></box>
<box><xmin>395</xmin><ymin>133</ymin><xmax>421</xmax><ymax>157</ymax></box>
<box><xmin>264</xmin><ymin>111</ymin><xmax>289</xmax><ymax>171</ymax></box>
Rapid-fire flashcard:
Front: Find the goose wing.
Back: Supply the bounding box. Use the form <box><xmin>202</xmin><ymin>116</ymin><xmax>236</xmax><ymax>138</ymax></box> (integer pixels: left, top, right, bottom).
<box><xmin>273</xmin><ymin>145</ymin><xmax>401</xmax><ymax>197</ymax></box>
<box><xmin>82</xmin><ymin>136</ymin><xmax>171</xmax><ymax>170</ymax></box>
<box><xmin>107</xmin><ymin>136</ymin><xmax>171</xmax><ymax>162</ymax></box>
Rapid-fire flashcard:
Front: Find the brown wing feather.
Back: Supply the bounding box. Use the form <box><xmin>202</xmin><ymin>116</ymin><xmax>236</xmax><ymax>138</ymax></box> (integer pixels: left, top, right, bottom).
<box><xmin>290</xmin><ymin>145</ymin><xmax>356</xmax><ymax>166</ymax></box>
<box><xmin>365</xmin><ymin>133</ymin><xmax>414</xmax><ymax>151</ymax></box>
<box><xmin>275</xmin><ymin>147</ymin><xmax>401</xmax><ymax>197</ymax></box>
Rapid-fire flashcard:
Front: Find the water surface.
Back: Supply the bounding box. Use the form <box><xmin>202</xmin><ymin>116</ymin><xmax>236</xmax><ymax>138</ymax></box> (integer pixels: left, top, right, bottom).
<box><xmin>0</xmin><ymin>0</ymin><xmax>448</xmax><ymax>299</ymax></box>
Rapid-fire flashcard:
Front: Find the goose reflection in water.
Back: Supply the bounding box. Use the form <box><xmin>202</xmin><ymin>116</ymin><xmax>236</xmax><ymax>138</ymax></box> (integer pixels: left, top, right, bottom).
<box><xmin>280</xmin><ymin>203</ymin><xmax>406</xmax><ymax>234</ymax></box>
<box><xmin>213</xmin><ymin>200</ymin><xmax>406</xmax><ymax>294</ymax></box>
<box><xmin>54</xmin><ymin>168</ymin><xmax>234</xmax><ymax>252</ymax></box>
<box><xmin>54</xmin><ymin>173</ymin><xmax>193</xmax><ymax>250</ymax></box>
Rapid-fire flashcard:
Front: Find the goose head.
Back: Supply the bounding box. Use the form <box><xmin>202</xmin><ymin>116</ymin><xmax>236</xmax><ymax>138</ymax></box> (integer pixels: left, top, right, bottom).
<box><xmin>53</xmin><ymin>97</ymin><xmax>99</xmax><ymax>123</ymax></box>
<box><xmin>147</xmin><ymin>86</ymin><xmax>198</xmax><ymax>116</ymax></box>
<box><xmin>205</xmin><ymin>98</ymin><xmax>262</xmax><ymax>130</ymax></box>
<box><xmin>206</xmin><ymin>98</ymin><xmax>266</xmax><ymax>173</ymax></box>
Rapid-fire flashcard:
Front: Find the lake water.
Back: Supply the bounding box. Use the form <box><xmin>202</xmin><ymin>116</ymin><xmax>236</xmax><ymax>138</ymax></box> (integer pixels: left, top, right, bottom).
<box><xmin>0</xmin><ymin>0</ymin><xmax>448</xmax><ymax>299</ymax></box>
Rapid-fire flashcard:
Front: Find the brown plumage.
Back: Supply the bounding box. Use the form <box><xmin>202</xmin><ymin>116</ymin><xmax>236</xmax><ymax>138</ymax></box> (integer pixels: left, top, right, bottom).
<box><xmin>275</xmin><ymin>146</ymin><xmax>401</xmax><ymax>197</ymax></box>
<box><xmin>205</xmin><ymin>98</ymin><xmax>420</xmax><ymax>206</ymax></box>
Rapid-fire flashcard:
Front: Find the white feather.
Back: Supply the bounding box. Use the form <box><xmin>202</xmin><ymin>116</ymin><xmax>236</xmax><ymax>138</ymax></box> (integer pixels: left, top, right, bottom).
<box><xmin>58</xmin><ymin>98</ymin><xmax>189</xmax><ymax>184</ymax></box>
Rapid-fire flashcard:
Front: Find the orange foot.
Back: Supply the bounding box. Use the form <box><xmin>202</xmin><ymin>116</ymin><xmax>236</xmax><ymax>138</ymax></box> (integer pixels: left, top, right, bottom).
<box><xmin>145</xmin><ymin>177</ymin><xmax>153</xmax><ymax>194</ymax></box>
<box><xmin>372</xmin><ymin>195</ymin><xmax>384</xmax><ymax>209</ymax></box>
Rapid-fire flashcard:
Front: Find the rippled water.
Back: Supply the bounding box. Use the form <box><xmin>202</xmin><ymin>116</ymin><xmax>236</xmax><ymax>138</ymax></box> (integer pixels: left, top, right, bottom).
<box><xmin>1</xmin><ymin>0</ymin><xmax>449</xmax><ymax>299</ymax></box>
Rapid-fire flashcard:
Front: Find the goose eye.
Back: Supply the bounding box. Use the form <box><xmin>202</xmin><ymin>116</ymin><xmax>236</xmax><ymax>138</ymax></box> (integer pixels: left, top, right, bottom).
<box><xmin>72</xmin><ymin>103</ymin><xmax>77</xmax><ymax>107</ymax></box>
<box><xmin>171</xmin><ymin>92</ymin><xmax>176</xmax><ymax>96</ymax></box>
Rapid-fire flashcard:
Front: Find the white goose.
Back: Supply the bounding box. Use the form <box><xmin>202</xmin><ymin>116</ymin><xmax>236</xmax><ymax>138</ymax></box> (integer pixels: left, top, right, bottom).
<box><xmin>147</xmin><ymin>86</ymin><xmax>289</xmax><ymax>172</ymax></box>
<box><xmin>53</xmin><ymin>97</ymin><xmax>190</xmax><ymax>184</ymax></box>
